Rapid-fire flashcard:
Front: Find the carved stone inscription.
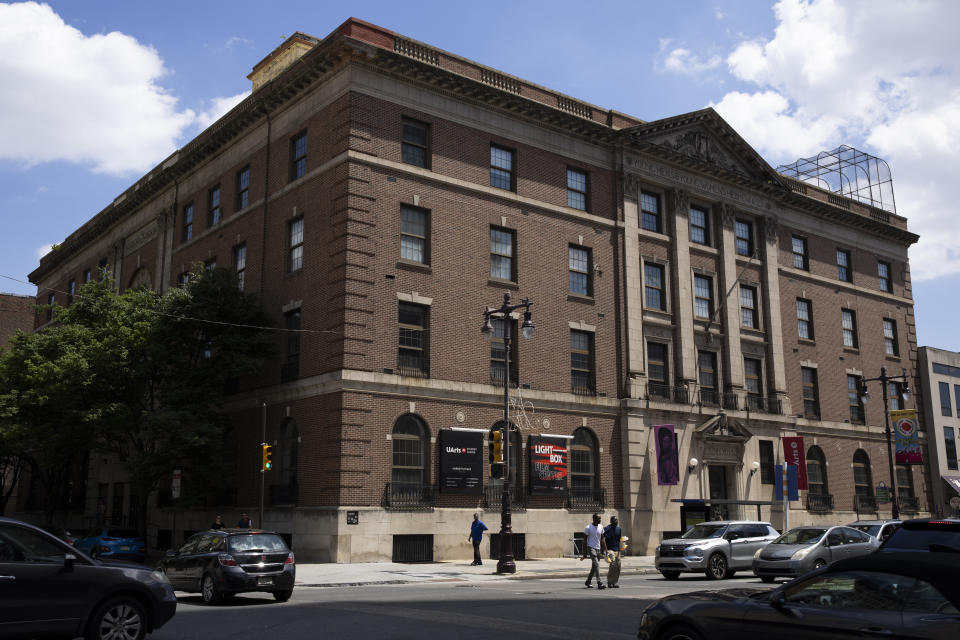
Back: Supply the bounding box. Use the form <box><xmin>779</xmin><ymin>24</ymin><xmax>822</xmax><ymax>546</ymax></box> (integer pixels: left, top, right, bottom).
<box><xmin>625</xmin><ymin>156</ymin><xmax>772</xmax><ymax>211</ymax></box>
<box><xmin>702</xmin><ymin>441</ymin><xmax>743</xmax><ymax>464</ymax></box>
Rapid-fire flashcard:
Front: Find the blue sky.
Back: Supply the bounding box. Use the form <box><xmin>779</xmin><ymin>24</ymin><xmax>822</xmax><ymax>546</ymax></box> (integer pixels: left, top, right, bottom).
<box><xmin>1</xmin><ymin>1</ymin><xmax>957</xmax><ymax>349</ymax></box>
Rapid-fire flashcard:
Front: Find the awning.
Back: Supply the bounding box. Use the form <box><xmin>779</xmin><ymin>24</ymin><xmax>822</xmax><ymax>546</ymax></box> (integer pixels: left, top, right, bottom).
<box><xmin>942</xmin><ymin>474</ymin><xmax>960</xmax><ymax>495</ymax></box>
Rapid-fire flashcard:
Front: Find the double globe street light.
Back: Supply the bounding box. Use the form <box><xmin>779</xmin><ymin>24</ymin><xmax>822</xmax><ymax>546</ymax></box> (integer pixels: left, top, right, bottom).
<box><xmin>859</xmin><ymin>366</ymin><xmax>912</xmax><ymax>520</ymax></box>
<box><xmin>481</xmin><ymin>291</ymin><xmax>534</xmax><ymax>574</ymax></box>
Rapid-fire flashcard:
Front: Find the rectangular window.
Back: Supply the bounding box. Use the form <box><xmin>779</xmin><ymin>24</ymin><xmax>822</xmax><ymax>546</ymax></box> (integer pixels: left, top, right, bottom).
<box><xmin>641</xmin><ymin>191</ymin><xmax>662</xmax><ymax>233</ymax></box>
<box><xmin>802</xmin><ymin>367</ymin><xmax>820</xmax><ymax>419</ymax></box>
<box><xmin>945</xmin><ymin>427</ymin><xmax>959</xmax><ymax>471</ymax></box>
<box><xmin>883</xmin><ymin>318</ymin><xmax>898</xmax><ymax>356</ymax></box>
<box><xmin>647</xmin><ymin>342</ymin><xmax>668</xmax><ymax>389</ymax></box>
<box><xmin>67</xmin><ymin>279</ymin><xmax>76</xmax><ymax>305</ymax></box>
<box><xmin>567</xmin><ymin>168</ymin><xmax>588</xmax><ymax>211</ymax></box>
<box><xmin>644</xmin><ymin>263</ymin><xmax>666</xmax><ymax>311</ymax></box>
<box><xmin>289</xmin><ymin>217</ymin><xmax>304</xmax><ymax>273</ymax></box>
<box><xmin>290</xmin><ymin>131</ymin><xmax>307</xmax><ymax>181</ymax></box>
<box><xmin>735</xmin><ymin>219</ymin><xmax>753</xmax><ymax>257</ymax></box>
<box><xmin>568</xmin><ymin>245</ymin><xmax>592</xmax><ymax>296</ymax></box>
<box><xmin>234</xmin><ymin>243</ymin><xmax>246</xmax><ymax>291</ymax></box>
<box><xmin>698</xmin><ymin>351</ymin><xmax>718</xmax><ymax>406</ymax></box>
<box><xmin>83</xmin><ymin>269</ymin><xmax>91</xmax><ymax>283</ymax></box>
<box><xmin>398</xmin><ymin>303</ymin><xmax>429</xmax><ymax>378</ymax></box>
<box><xmin>401</xmin><ymin>118</ymin><xmax>430</xmax><ymax>168</ymax></box>
<box><xmin>740</xmin><ymin>285</ymin><xmax>758</xmax><ymax>328</ymax></box>
<box><xmin>744</xmin><ymin>358</ymin><xmax>763</xmax><ymax>409</ymax></box>
<box><xmin>490</xmin><ymin>144</ymin><xmax>515</xmax><ymax>191</ymax></box>
<box><xmin>848</xmin><ymin>375</ymin><xmax>865</xmax><ymax>423</ymax></box>
<box><xmin>694</xmin><ymin>275</ymin><xmax>712</xmax><ymax>319</ymax></box>
<box><xmin>46</xmin><ymin>292</ymin><xmax>54</xmax><ymax>321</ymax></box>
<box><xmin>183</xmin><ymin>203</ymin><xmax>194</xmax><ymax>241</ymax></box>
<box><xmin>281</xmin><ymin>309</ymin><xmax>301</xmax><ymax>382</ymax></box>
<box><xmin>178</xmin><ymin>272</ymin><xmax>190</xmax><ymax>287</ymax></box>
<box><xmin>490</xmin><ymin>227</ymin><xmax>516</xmax><ymax>282</ymax></box>
<box><xmin>896</xmin><ymin>464</ymin><xmax>914</xmax><ymax>499</ymax></box>
<box><xmin>792</xmin><ymin>236</ymin><xmax>808</xmax><ymax>270</ymax></box>
<box><xmin>570</xmin><ymin>330</ymin><xmax>595</xmax><ymax>395</ymax></box>
<box><xmin>797</xmin><ymin>298</ymin><xmax>813</xmax><ymax>340</ymax></box>
<box><xmin>689</xmin><ymin>205</ymin><xmax>710</xmax><ymax>245</ymax></box>
<box><xmin>759</xmin><ymin>440</ymin><xmax>775</xmax><ymax>484</ymax></box>
<box><xmin>841</xmin><ymin>309</ymin><xmax>858</xmax><ymax>348</ymax></box>
<box><xmin>489</xmin><ymin>318</ymin><xmax>518</xmax><ymax>387</ymax></box>
<box><xmin>837</xmin><ymin>249</ymin><xmax>851</xmax><ymax>282</ymax></box>
<box><xmin>878</xmin><ymin>261</ymin><xmax>892</xmax><ymax>292</ymax></box>
<box><xmin>940</xmin><ymin>381</ymin><xmax>952</xmax><ymax>416</ymax></box>
<box><xmin>400</xmin><ymin>206</ymin><xmax>429</xmax><ymax>265</ymax></box>
<box><xmin>236</xmin><ymin>166</ymin><xmax>250</xmax><ymax>210</ymax></box>
<box><xmin>207</xmin><ymin>186</ymin><xmax>221</xmax><ymax>226</ymax></box>
<box><xmin>955</xmin><ymin>385</ymin><xmax>960</xmax><ymax>421</ymax></box>
<box><xmin>204</xmin><ymin>257</ymin><xmax>216</xmax><ymax>271</ymax></box>
<box><xmin>888</xmin><ymin>381</ymin><xmax>903</xmax><ymax>411</ymax></box>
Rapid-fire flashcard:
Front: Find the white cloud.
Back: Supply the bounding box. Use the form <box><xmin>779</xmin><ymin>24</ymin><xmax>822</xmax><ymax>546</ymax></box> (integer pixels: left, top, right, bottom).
<box><xmin>0</xmin><ymin>2</ymin><xmax>247</xmax><ymax>177</ymax></box>
<box><xmin>658</xmin><ymin>39</ymin><xmax>722</xmax><ymax>74</ymax></box>
<box><xmin>195</xmin><ymin>91</ymin><xmax>251</xmax><ymax>130</ymax></box>
<box><xmin>35</xmin><ymin>243</ymin><xmax>53</xmax><ymax>259</ymax></box>
<box><xmin>225</xmin><ymin>36</ymin><xmax>254</xmax><ymax>50</ymax></box>
<box><xmin>682</xmin><ymin>0</ymin><xmax>960</xmax><ymax>281</ymax></box>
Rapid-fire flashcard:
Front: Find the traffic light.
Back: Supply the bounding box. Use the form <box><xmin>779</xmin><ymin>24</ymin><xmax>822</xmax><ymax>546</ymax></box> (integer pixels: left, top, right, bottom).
<box><xmin>261</xmin><ymin>443</ymin><xmax>273</xmax><ymax>471</ymax></box>
<box><xmin>492</xmin><ymin>429</ymin><xmax>504</xmax><ymax>464</ymax></box>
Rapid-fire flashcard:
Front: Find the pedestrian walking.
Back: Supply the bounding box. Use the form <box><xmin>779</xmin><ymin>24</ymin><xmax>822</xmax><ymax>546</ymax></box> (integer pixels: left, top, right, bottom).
<box><xmin>210</xmin><ymin>515</ymin><xmax>225</xmax><ymax>530</ymax></box>
<box><xmin>603</xmin><ymin>515</ymin><xmax>623</xmax><ymax>588</ymax></box>
<box><xmin>236</xmin><ymin>513</ymin><xmax>253</xmax><ymax>528</ymax></box>
<box><xmin>581</xmin><ymin>512</ymin><xmax>607</xmax><ymax>589</ymax></box>
<box><xmin>468</xmin><ymin>513</ymin><xmax>488</xmax><ymax>565</ymax></box>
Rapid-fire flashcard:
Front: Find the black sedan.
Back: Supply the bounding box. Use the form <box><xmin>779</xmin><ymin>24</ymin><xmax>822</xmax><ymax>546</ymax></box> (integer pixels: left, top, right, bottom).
<box><xmin>157</xmin><ymin>528</ymin><xmax>295</xmax><ymax>604</ymax></box>
<box><xmin>0</xmin><ymin>516</ymin><xmax>176</xmax><ymax>640</ymax></box>
<box><xmin>637</xmin><ymin>552</ymin><xmax>960</xmax><ymax>640</ymax></box>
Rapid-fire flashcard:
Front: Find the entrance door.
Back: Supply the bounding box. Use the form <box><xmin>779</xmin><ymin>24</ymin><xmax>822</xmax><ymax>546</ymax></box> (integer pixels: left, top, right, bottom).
<box><xmin>709</xmin><ymin>465</ymin><xmax>729</xmax><ymax>520</ymax></box>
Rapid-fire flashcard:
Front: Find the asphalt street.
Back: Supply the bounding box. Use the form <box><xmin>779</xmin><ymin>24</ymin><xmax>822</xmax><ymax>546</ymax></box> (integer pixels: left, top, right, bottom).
<box><xmin>150</xmin><ymin>573</ymin><xmax>777</xmax><ymax>640</ymax></box>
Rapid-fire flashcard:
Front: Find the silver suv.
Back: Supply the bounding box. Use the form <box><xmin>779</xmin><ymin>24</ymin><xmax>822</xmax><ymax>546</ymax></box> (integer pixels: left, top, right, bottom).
<box><xmin>656</xmin><ymin>520</ymin><xmax>779</xmax><ymax>580</ymax></box>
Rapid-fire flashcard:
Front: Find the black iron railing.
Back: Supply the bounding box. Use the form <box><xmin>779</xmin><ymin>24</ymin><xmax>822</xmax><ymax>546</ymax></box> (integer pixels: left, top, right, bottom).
<box><xmin>397</xmin><ymin>354</ymin><xmax>430</xmax><ymax>378</ymax></box>
<box><xmin>722</xmin><ymin>392</ymin><xmax>740</xmax><ymax>410</ymax></box>
<box><xmin>806</xmin><ymin>493</ymin><xmax>834</xmax><ymax>513</ymax></box>
<box><xmin>572</xmin><ymin>376</ymin><xmax>596</xmax><ymax>396</ymax></box>
<box><xmin>484</xmin><ymin>484</ymin><xmax>526</xmax><ymax>510</ymax></box>
<box><xmin>746</xmin><ymin>395</ymin><xmax>784</xmax><ymax>415</ymax></box>
<box><xmin>898</xmin><ymin>496</ymin><xmax>920</xmax><ymax>514</ymax></box>
<box><xmin>490</xmin><ymin>368</ymin><xmax>519</xmax><ymax>388</ymax></box>
<box><xmin>386</xmin><ymin>483</ymin><xmax>436</xmax><ymax>510</ymax></box>
<box><xmin>854</xmin><ymin>494</ymin><xmax>877</xmax><ymax>514</ymax></box>
<box><xmin>567</xmin><ymin>487</ymin><xmax>605</xmax><ymax>512</ymax></box>
<box><xmin>699</xmin><ymin>389</ymin><xmax>720</xmax><ymax>407</ymax></box>
<box><xmin>646</xmin><ymin>383</ymin><xmax>690</xmax><ymax>404</ymax></box>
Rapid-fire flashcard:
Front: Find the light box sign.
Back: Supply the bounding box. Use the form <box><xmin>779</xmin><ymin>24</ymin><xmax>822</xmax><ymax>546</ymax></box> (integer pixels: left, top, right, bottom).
<box><xmin>438</xmin><ymin>430</ymin><xmax>483</xmax><ymax>495</ymax></box>
<box><xmin>529</xmin><ymin>435</ymin><xmax>568</xmax><ymax>494</ymax></box>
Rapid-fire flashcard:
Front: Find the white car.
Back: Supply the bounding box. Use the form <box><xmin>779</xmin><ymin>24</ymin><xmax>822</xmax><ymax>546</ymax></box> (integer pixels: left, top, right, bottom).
<box><xmin>656</xmin><ymin>520</ymin><xmax>779</xmax><ymax>580</ymax></box>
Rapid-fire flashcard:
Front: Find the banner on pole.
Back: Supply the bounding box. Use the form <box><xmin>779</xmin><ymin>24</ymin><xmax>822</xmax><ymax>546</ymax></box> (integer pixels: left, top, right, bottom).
<box><xmin>774</xmin><ymin>464</ymin><xmax>799</xmax><ymax>501</ymax></box>
<box><xmin>891</xmin><ymin>409</ymin><xmax>922</xmax><ymax>464</ymax></box>
<box><xmin>782</xmin><ymin>436</ymin><xmax>808</xmax><ymax>490</ymax></box>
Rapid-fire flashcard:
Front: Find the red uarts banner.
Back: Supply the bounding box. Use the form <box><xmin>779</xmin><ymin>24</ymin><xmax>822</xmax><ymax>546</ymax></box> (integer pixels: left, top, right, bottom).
<box><xmin>782</xmin><ymin>436</ymin><xmax>808</xmax><ymax>490</ymax></box>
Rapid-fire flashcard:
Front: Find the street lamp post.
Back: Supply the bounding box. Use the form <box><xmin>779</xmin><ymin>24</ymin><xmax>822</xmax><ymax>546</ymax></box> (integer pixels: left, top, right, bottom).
<box><xmin>481</xmin><ymin>291</ymin><xmax>534</xmax><ymax>575</ymax></box>
<box><xmin>859</xmin><ymin>366</ymin><xmax>912</xmax><ymax>520</ymax></box>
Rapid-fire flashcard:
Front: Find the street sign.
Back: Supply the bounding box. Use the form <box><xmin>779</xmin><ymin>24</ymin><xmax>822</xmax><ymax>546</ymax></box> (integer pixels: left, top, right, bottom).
<box><xmin>876</xmin><ymin>481</ymin><xmax>890</xmax><ymax>503</ymax></box>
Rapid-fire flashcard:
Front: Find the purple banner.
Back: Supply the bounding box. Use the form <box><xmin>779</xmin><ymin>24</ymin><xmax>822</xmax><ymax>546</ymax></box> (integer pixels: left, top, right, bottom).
<box><xmin>655</xmin><ymin>424</ymin><xmax>679</xmax><ymax>486</ymax></box>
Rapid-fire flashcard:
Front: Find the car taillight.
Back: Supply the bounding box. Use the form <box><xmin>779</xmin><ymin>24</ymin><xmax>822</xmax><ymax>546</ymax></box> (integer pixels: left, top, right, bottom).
<box><xmin>285</xmin><ymin>552</ymin><xmax>295</xmax><ymax>565</ymax></box>
<box><xmin>102</xmin><ymin>537</ymin><xmax>117</xmax><ymax>542</ymax></box>
<box><xmin>218</xmin><ymin>553</ymin><xmax>238</xmax><ymax>567</ymax></box>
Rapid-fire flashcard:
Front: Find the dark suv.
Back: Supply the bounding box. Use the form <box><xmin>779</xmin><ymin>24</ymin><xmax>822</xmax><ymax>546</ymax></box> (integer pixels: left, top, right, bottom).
<box><xmin>157</xmin><ymin>528</ymin><xmax>295</xmax><ymax>604</ymax></box>
<box><xmin>878</xmin><ymin>517</ymin><xmax>960</xmax><ymax>553</ymax></box>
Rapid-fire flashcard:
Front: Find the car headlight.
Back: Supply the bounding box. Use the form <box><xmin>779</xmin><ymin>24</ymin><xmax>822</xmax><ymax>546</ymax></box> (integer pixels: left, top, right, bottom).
<box><xmin>685</xmin><ymin>546</ymin><xmax>704</xmax><ymax>559</ymax></box>
<box><xmin>791</xmin><ymin>547</ymin><xmax>813</xmax><ymax>561</ymax></box>
<box><xmin>754</xmin><ymin>548</ymin><xmax>763</xmax><ymax>559</ymax></box>
<box><xmin>640</xmin><ymin>612</ymin><xmax>648</xmax><ymax>627</ymax></box>
<box><xmin>151</xmin><ymin>569</ymin><xmax>170</xmax><ymax>584</ymax></box>
<box><xmin>655</xmin><ymin>545</ymin><xmax>661</xmax><ymax>554</ymax></box>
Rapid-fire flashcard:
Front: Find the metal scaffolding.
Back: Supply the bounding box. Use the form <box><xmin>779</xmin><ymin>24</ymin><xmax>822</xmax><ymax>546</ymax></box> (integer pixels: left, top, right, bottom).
<box><xmin>777</xmin><ymin>145</ymin><xmax>897</xmax><ymax>214</ymax></box>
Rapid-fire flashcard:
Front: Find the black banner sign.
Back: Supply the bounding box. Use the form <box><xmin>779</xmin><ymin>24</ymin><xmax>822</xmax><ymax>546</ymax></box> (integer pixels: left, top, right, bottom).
<box><xmin>529</xmin><ymin>435</ymin><xmax>568</xmax><ymax>494</ymax></box>
<box><xmin>439</xmin><ymin>430</ymin><xmax>483</xmax><ymax>494</ymax></box>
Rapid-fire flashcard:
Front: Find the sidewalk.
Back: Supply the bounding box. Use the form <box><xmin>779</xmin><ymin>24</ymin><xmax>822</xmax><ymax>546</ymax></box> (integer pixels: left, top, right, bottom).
<box><xmin>294</xmin><ymin>555</ymin><xmax>658</xmax><ymax>587</ymax></box>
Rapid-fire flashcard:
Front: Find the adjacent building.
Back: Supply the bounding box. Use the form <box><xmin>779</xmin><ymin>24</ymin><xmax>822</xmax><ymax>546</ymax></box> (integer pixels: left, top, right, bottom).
<box><xmin>24</xmin><ymin>19</ymin><xmax>927</xmax><ymax>561</ymax></box>
<box><xmin>917</xmin><ymin>347</ymin><xmax>960</xmax><ymax>516</ymax></box>
<box><xmin>0</xmin><ymin>293</ymin><xmax>34</xmax><ymax>349</ymax></box>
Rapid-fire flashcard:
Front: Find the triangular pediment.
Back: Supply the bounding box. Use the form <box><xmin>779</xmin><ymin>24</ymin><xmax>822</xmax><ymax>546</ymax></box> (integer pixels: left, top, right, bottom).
<box><xmin>624</xmin><ymin>108</ymin><xmax>786</xmax><ymax>187</ymax></box>
<box><xmin>695</xmin><ymin>412</ymin><xmax>753</xmax><ymax>439</ymax></box>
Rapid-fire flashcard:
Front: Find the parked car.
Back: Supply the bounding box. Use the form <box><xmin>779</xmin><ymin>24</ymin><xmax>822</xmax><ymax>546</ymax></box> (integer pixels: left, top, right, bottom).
<box><xmin>878</xmin><ymin>517</ymin><xmax>960</xmax><ymax>553</ymax></box>
<box><xmin>848</xmin><ymin>519</ymin><xmax>901</xmax><ymax>542</ymax></box>
<box><xmin>157</xmin><ymin>528</ymin><xmax>295</xmax><ymax>604</ymax></box>
<box><xmin>74</xmin><ymin>526</ymin><xmax>146</xmax><ymax>562</ymax></box>
<box><xmin>0</xmin><ymin>516</ymin><xmax>176</xmax><ymax>640</ymax></box>
<box><xmin>655</xmin><ymin>520</ymin><xmax>780</xmax><ymax>580</ymax></box>
<box><xmin>38</xmin><ymin>523</ymin><xmax>79</xmax><ymax>545</ymax></box>
<box><xmin>638</xmin><ymin>552</ymin><xmax>960</xmax><ymax>640</ymax></box>
<box><xmin>752</xmin><ymin>525</ymin><xmax>878</xmax><ymax>583</ymax></box>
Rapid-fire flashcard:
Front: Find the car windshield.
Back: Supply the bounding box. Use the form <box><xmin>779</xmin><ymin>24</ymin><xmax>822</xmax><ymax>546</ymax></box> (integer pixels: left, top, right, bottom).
<box><xmin>774</xmin><ymin>528</ymin><xmax>827</xmax><ymax>545</ymax></box>
<box><xmin>228</xmin><ymin>534</ymin><xmax>287</xmax><ymax>553</ymax></box>
<box><xmin>106</xmin><ymin>529</ymin><xmax>141</xmax><ymax>539</ymax></box>
<box><xmin>852</xmin><ymin>524</ymin><xmax>881</xmax><ymax>536</ymax></box>
<box><xmin>882</xmin><ymin>524</ymin><xmax>960</xmax><ymax>552</ymax></box>
<box><xmin>681</xmin><ymin>524</ymin><xmax>727</xmax><ymax>539</ymax></box>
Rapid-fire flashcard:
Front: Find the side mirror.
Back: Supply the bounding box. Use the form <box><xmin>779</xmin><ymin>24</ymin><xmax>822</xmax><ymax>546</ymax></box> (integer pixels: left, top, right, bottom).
<box><xmin>770</xmin><ymin>591</ymin><xmax>787</xmax><ymax>610</ymax></box>
<box><xmin>64</xmin><ymin>553</ymin><xmax>76</xmax><ymax>571</ymax></box>
<box><xmin>725</xmin><ymin>532</ymin><xmax>740</xmax><ymax>541</ymax></box>
<box><xmin>165</xmin><ymin>549</ymin><xmax>176</xmax><ymax>558</ymax></box>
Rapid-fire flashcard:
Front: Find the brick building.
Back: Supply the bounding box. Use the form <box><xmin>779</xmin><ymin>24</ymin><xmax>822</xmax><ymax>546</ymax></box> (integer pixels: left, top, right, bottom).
<box><xmin>0</xmin><ymin>293</ymin><xmax>34</xmax><ymax>349</ymax></box>
<box><xmin>26</xmin><ymin>19</ymin><xmax>926</xmax><ymax>561</ymax></box>
<box><xmin>917</xmin><ymin>347</ymin><xmax>960</xmax><ymax>516</ymax></box>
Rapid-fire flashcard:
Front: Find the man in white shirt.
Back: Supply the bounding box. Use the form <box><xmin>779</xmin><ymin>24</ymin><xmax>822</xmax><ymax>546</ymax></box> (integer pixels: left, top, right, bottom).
<box><xmin>581</xmin><ymin>512</ymin><xmax>607</xmax><ymax>589</ymax></box>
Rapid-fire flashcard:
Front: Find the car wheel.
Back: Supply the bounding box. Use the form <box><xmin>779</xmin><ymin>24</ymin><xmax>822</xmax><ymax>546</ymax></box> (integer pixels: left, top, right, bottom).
<box><xmin>201</xmin><ymin>573</ymin><xmax>222</xmax><ymax>605</ymax></box>
<box><xmin>660</xmin><ymin>570</ymin><xmax>681</xmax><ymax>580</ymax></box>
<box><xmin>84</xmin><ymin>596</ymin><xmax>146</xmax><ymax>640</ymax></box>
<box><xmin>761</xmin><ymin>576</ymin><xmax>776</xmax><ymax>584</ymax></box>
<box><xmin>813</xmin><ymin>559</ymin><xmax>826</xmax><ymax>570</ymax></box>
<box><xmin>706</xmin><ymin>553</ymin><xmax>729</xmax><ymax>580</ymax></box>
<box><xmin>658</xmin><ymin>623</ymin><xmax>704</xmax><ymax>640</ymax></box>
<box><xmin>273</xmin><ymin>589</ymin><xmax>293</xmax><ymax>602</ymax></box>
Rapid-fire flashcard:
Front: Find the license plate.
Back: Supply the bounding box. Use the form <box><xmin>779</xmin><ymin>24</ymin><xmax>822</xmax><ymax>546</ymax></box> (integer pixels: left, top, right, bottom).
<box><xmin>119</xmin><ymin>546</ymin><xmax>130</xmax><ymax>551</ymax></box>
<box><xmin>257</xmin><ymin>576</ymin><xmax>273</xmax><ymax>586</ymax></box>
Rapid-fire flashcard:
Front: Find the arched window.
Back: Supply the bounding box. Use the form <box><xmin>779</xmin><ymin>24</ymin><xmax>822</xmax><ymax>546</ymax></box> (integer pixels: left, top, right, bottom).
<box><xmin>570</xmin><ymin>428</ymin><xmax>598</xmax><ymax>492</ymax></box>
<box><xmin>853</xmin><ymin>449</ymin><xmax>872</xmax><ymax>498</ymax></box>
<box><xmin>806</xmin><ymin>446</ymin><xmax>828</xmax><ymax>496</ymax></box>
<box><xmin>489</xmin><ymin>422</ymin><xmax>521</xmax><ymax>490</ymax></box>
<box><xmin>277</xmin><ymin>418</ymin><xmax>299</xmax><ymax>504</ymax></box>
<box><xmin>392</xmin><ymin>414</ymin><xmax>428</xmax><ymax>488</ymax></box>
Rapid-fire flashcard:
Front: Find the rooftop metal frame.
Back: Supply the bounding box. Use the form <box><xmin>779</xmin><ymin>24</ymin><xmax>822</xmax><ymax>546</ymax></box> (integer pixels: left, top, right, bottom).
<box><xmin>777</xmin><ymin>144</ymin><xmax>897</xmax><ymax>214</ymax></box>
